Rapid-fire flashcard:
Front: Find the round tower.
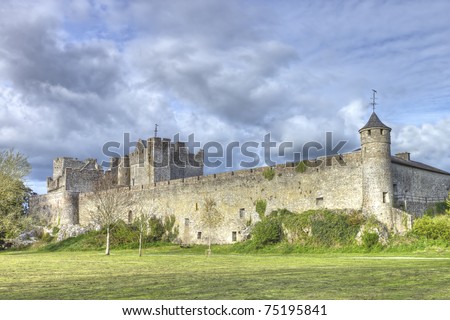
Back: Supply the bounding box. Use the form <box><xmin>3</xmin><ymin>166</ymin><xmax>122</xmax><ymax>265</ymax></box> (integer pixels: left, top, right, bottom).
<box><xmin>359</xmin><ymin>112</ymin><xmax>393</xmax><ymax>226</ymax></box>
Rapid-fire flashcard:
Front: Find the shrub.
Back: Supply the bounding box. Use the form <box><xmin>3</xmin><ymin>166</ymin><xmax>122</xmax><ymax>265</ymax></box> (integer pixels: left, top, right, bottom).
<box><xmin>413</xmin><ymin>215</ymin><xmax>450</xmax><ymax>241</ymax></box>
<box><xmin>295</xmin><ymin>161</ymin><xmax>307</xmax><ymax>173</ymax></box>
<box><xmin>447</xmin><ymin>195</ymin><xmax>450</xmax><ymax>215</ymax></box>
<box><xmin>111</xmin><ymin>220</ymin><xmax>138</xmax><ymax>245</ymax></box>
<box><xmin>147</xmin><ymin>216</ymin><xmax>165</xmax><ymax>242</ymax></box>
<box><xmin>282</xmin><ymin>211</ymin><xmax>313</xmax><ymax>243</ymax></box>
<box><xmin>309</xmin><ymin>211</ymin><xmax>361</xmax><ymax>246</ymax></box>
<box><xmin>162</xmin><ymin>215</ymin><xmax>179</xmax><ymax>242</ymax></box>
<box><xmin>255</xmin><ymin>200</ymin><xmax>267</xmax><ymax>220</ymax></box>
<box><xmin>424</xmin><ymin>202</ymin><xmax>448</xmax><ymax>217</ymax></box>
<box><xmin>362</xmin><ymin>232</ymin><xmax>379</xmax><ymax>249</ymax></box>
<box><xmin>262</xmin><ymin>167</ymin><xmax>275</xmax><ymax>181</ymax></box>
<box><xmin>252</xmin><ymin>218</ymin><xmax>282</xmax><ymax>247</ymax></box>
<box><xmin>249</xmin><ymin>209</ymin><xmax>366</xmax><ymax>248</ymax></box>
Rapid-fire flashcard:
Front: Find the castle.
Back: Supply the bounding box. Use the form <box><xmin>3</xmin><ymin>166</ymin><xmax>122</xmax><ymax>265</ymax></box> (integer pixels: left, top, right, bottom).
<box><xmin>30</xmin><ymin>112</ymin><xmax>450</xmax><ymax>243</ymax></box>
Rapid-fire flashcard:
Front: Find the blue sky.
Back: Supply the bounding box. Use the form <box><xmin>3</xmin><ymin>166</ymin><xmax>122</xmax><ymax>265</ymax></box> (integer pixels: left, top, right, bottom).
<box><xmin>0</xmin><ymin>0</ymin><xmax>449</xmax><ymax>194</ymax></box>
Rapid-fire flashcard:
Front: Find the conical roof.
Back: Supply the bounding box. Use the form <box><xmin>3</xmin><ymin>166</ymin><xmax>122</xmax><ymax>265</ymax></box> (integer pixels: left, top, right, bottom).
<box><xmin>359</xmin><ymin>112</ymin><xmax>391</xmax><ymax>132</ymax></box>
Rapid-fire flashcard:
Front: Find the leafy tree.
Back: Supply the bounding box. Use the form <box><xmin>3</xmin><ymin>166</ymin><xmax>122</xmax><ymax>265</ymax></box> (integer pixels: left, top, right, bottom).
<box><xmin>0</xmin><ymin>149</ymin><xmax>31</xmax><ymax>181</ymax></box>
<box><xmin>0</xmin><ymin>149</ymin><xmax>32</xmax><ymax>239</ymax></box>
<box><xmin>200</xmin><ymin>198</ymin><xmax>224</xmax><ymax>255</ymax></box>
<box><xmin>89</xmin><ymin>175</ymin><xmax>130</xmax><ymax>255</ymax></box>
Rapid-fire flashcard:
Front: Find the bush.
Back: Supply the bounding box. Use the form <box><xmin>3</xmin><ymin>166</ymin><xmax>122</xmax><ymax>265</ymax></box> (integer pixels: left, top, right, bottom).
<box><xmin>252</xmin><ymin>218</ymin><xmax>282</xmax><ymax>247</ymax></box>
<box><xmin>424</xmin><ymin>202</ymin><xmax>448</xmax><ymax>217</ymax></box>
<box><xmin>282</xmin><ymin>210</ymin><xmax>314</xmax><ymax>243</ymax></box>
<box><xmin>111</xmin><ymin>220</ymin><xmax>139</xmax><ymax>246</ymax></box>
<box><xmin>249</xmin><ymin>209</ymin><xmax>365</xmax><ymax>248</ymax></box>
<box><xmin>262</xmin><ymin>167</ymin><xmax>275</xmax><ymax>181</ymax></box>
<box><xmin>163</xmin><ymin>215</ymin><xmax>179</xmax><ymax>242</ymax></box>
<box><xmin>147</xmin><ymin>216</ymin><xmax>165</xmax><ymax>242</ymax></box>
<box><xmin>362</xmin><ymin>232</ymin><xmax>379</xmax><ymax>249</ymax></box>
<box><xmin>255</xmin><ymin>200</ymin><xmax>267</xmax><ymax>220</ymax></box>
<box><xmin>295</xmin><ymin>161</ymin><xmax>307</xmax><ymax>173</ymax></box>
<box><xmin>309</xmin><ymin>210</ymin><xmax>361</xmax><ymax>246</ymax></box>
<box><xmin>413</xmin><ymin>215</ymin><xmax>450</xmax><ymax>241</ymax></box>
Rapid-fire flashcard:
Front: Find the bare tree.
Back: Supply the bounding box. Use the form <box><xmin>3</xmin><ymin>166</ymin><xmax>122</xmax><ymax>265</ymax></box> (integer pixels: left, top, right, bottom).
<box><xmin>134</xmin><ymin>199</ymin><xmax>158</xmax><ymax>257</ymax></box>
<box><xmin>90</xmin><ymin>175</ymin><xmax>130</xmax><ymax>255</ymax></box>
<box><xmin>200</xmin><ymin>198</ymin><xmax>224</xmax><ymax>256</ymax></box>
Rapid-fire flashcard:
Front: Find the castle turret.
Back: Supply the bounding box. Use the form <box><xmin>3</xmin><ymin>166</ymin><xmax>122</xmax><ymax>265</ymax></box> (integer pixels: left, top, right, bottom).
<box><xmin>359</xmin><ymin>112</ymin><xmax>393</xmax><ymax>226</ymax></box>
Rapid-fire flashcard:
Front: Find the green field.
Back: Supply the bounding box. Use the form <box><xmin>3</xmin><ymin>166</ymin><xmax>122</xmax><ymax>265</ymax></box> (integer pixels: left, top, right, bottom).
<box><xmin>1</xmin><ymin>248</ymin><xmax>449</xmax><ymax>300</ymax></box>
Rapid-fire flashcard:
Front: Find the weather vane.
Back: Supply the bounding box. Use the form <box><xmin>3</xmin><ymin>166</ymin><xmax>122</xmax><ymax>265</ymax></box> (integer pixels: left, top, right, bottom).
<box><xmin>154</xmin><ymin>123</ymin><xmax>159</xmax><ymax>138</ymax></box>
<box><xmin>371</xmin><ymin>89</ymin><xmax>377</xmax><ymax>112</ymax></box>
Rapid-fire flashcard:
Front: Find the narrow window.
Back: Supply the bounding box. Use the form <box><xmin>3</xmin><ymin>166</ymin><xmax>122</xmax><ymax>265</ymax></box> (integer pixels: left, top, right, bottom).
<box><xmin>184</xmin><ymin>218</ymin><xmax>190</xmax><ymax>226</ymax></box>
<box><xmin>128</xmin><ymin>210</ymin><xmax>133</xmax><ymax>224</ymax></box>
<box><xmin>239</xmin><ymin>208</ymin><xmax>245</xmax><ymax>218</ymax></box>
<box><xmin>195</xmin><ymin>203</ymin><xmax>198</xmax><ymax>211</ymax></box>
<box><xmin>368</xmin><ymin>130</ymin><xmax>371</xmax><ymax>136</ymax></box>
<box><xmin>197</xmin><ymin>232</ymin><xmax>202</xmax><ymax>240</ymax></box>
<box><xmin>393</xmin><ymin>184</ymin><xmax>398</xmax><ymax>194</ymax></box>
<box><xmin>383</xmin><ymin>192</ymin><xmax>389</xmax><ymax>203</ymax></box>
<box><xmin>380</xmin><ymin>129</ymin><xmax>384</xmax><ymax>135</ymax></box>
<box><xmin>316</xmin><ymin>197</ymin><xmax>324</xmax><ymax>206</ymax></box>
<box><xmin>232</xmin><ymin>231</ymin><xmax>237</xmax><ymax>242</ymax></box>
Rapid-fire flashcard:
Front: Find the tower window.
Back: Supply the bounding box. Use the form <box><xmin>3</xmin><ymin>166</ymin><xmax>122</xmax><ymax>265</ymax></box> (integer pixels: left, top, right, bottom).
<box><xmin>380</xmin><ymin>129</ymin><xmax>384</xmax><ymax>135</ymax></box>
<box><xmin>393</xmin><ymin>184</ymin><xmax>398</xmax><ymax>194</ymax></box>
<box><xmin>232</xmin><ymin>231</ymin><xmax>237</xmax><ymax>242</ymax></box>
<box><xmin>239</xmin><ymin>208</ymin><xmax>245</xmax><ymax>218</ymax></box>
<box><xmin>128</xmin><ymin>210</ymin><xmax>133</xmax><ymax>224</ymax></box>
<box><xmin>383</xmin><ymin>192</ymin><xmax>389</xmax><ymax>203</ymax></box>
<box><xmin>185</xmin><ymin>218</ymin><xmax>190</xmax><ymax>226</ymax></box>
<box><xmin>197</xmin><ymin>232</ymin><xmax>202</xmax><ymax>239</ymax></box>
<box><xmin>368</xmin><ymin>130</ymin><xmax>371</xmax><ymax>136</ymax></box>
<box><xmin>316</xmin><ymin>197</ymin><xmax>324</xmax><ymax>206</ymax></box>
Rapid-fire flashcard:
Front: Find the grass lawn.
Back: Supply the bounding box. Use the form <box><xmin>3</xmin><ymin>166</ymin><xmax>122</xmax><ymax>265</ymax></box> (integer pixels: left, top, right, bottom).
<box><xmin>1</xmin><ymin>248</ymin><xmax>449</xmax><ymax>300</ymax></box>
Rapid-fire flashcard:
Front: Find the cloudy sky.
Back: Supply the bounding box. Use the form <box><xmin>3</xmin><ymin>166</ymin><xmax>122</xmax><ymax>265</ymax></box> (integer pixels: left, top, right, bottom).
<box><xmin>1</xmin><ymin>0</ymin><xmax>449</xmax><ymax>194</ymax></box>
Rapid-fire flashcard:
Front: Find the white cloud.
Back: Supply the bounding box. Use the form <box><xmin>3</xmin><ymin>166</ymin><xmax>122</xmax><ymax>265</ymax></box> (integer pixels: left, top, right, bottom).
<box><xmin>392</xmin><ymin>118</ymin><xmax>450</xmax><ymax>171</ymax></box>
<box><xmin>338</xmin><ymin>100</ymin><xmax>366</xmax><ymax>136</ymax></box>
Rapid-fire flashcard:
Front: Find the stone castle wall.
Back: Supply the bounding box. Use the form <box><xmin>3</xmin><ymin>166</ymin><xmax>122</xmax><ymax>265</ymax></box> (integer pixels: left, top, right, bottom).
<box><xmin>392</xmin><ymin>163</ymin><xmax>450</xmax><ymax>217</ymax></box>
<box><xmin>29</xmin><ymin>112</ymin><xmax>450</xmax><ymax>243</ymax></box>
<box><xmin>31</xmin><ymin>148</ymin><xmax>450</xmax><ymax>242</ymax></box>
<box><xmin>29</xmin><ymin>191</ymin><xmax>79</xmax><ymax>226</ymax></box>
<box><xmin>74</xmin><ymin>152</ymin><xmax>363</xmax><ymax>244</ymax></box>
